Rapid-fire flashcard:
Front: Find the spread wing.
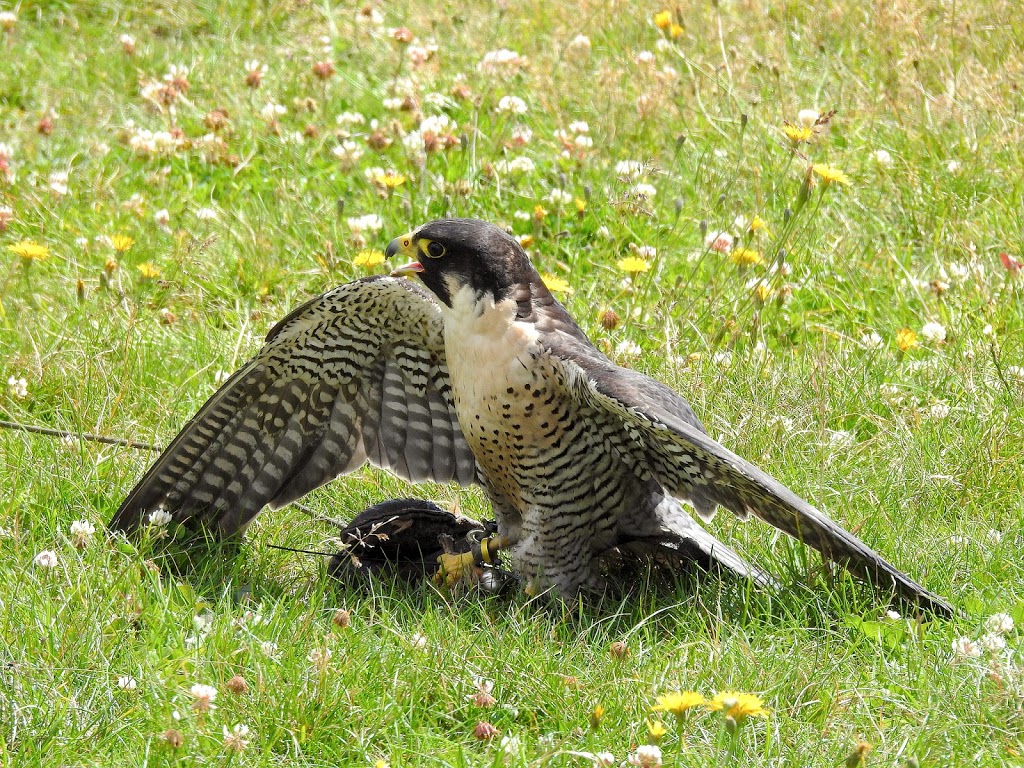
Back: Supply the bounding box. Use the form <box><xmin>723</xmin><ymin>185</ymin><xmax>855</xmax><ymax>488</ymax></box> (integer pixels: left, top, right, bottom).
<box><xmin>543</xmin><ymin>330</ymin><xmax>954</xmax><ymax>617</ymax></box>
<box><xmin>110</xmin><ymin>276</ymin><xmax>478</xmax><ymax>536</ymax></box>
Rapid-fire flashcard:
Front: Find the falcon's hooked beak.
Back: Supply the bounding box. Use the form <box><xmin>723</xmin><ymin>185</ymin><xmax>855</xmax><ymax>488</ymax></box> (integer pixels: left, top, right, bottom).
<box><xmin>385</xmin><ymin>233</ymin><xmax>425</xmax><ymax>277</ymax></box>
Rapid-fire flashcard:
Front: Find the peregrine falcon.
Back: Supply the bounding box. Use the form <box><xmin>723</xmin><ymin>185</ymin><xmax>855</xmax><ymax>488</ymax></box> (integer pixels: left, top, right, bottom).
<box><xmin>110</xmin><ymin>218</ymin><xmax>953</xmax><ymax>616</ymax></box>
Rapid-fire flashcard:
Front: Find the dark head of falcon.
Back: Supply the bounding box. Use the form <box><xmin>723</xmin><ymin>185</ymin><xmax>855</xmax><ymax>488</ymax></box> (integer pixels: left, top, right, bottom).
<box><xmin>385</xmin><ymin>218</ymin><xmax>537</xmax><ymax>307</ymax></box>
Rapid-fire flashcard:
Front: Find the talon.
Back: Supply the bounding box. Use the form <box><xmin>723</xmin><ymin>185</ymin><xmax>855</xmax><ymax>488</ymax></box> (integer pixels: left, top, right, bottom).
<box><xmin>435</xmin><ymin>551</ymin><xmax>477</xmax><ymax>586</ymax></box>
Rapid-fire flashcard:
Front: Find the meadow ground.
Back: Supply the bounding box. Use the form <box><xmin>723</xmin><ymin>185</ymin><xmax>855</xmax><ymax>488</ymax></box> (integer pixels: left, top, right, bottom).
<box><xmin>1</xmin><ymin>0</ymin><xmax>1023</xmax><ymax>765</ymax></box>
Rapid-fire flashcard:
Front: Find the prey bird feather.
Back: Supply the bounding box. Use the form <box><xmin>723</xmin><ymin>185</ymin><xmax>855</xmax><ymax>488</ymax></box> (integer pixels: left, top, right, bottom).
<box><xmin>111</xmin><ymin>218</ymin><xmax>953</xmax><ymax>616</ymax></box>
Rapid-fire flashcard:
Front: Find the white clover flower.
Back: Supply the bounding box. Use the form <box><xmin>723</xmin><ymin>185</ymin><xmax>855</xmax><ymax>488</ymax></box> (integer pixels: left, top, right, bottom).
<box><xmin>545</xmin><ymin>188</ymin><xmax>574</xmax><ymax>206</ymax></box>
<box><xmin>860</xmin><ymin>332</ymin><xmax>884</xmax><ymax>350</ymax></box>
<box><xmin>986</xmin><ymin>613</ymin><xmax>1014</xmax><ymax>635</ymax></box>
<box><xmin>493</xmin><ymin>156</ymin><xmax>535</xmax><ymax>175</ymax></box>
<box><xmin>885</xmin><ymin>610</ymin><xmax>901</xmax><ymax>621</ymax></box>
<box><xmin>495</xmin><ymin>95</ymin><xmax>528</xmax><ymax>115</ymax></box>
<box><xmin>148</xmin><ymin>508</ymin><xmax>173</xmax><ymax>527</ymax></box>
<box><xmin>332</xmin><ymin>140</ymin><xmax>364</xmax><ymax>165</ymax></box>
<box><xmin>7</xmin><ymin>376</ymin><xmax>27</xmax><ymax>399</ymax></box>
<box><xmin>509</xmin><ymin>126</ymin><xmax>532</xmax><ymax>146</ymax></box>
<box><xmin>634</xmin><ymin>50</ymin><xmax>656</xmax><ymax>66</ymax></box>
<box><xmin>195</xmin><ymin>207</ymin><xmax>218</xmax><ymax>221</ymax></box>
<box><xmin>49</xmin><ymin>171</ymin><xmax>70</xmax><ymax>196</ymax></box>
<box><xmin>952</xmin><ymin>636</ymin><xmax>982</xmax><ymax>659</ymax></box>
<box><xmin>593</xmin><ymin>752</ymin><xmax>615</xmax><ymax>767</ymax></box>
<box><xmin>347</xmin><ymin>213</ymin><xmax>384</xmax><ymax>234</ymax></box>
<box><xmin>223</xmin><ymin>724</ymin><xmax>250</xmax><ymax>752</ymax></box>
<box><xmin>513</xmin><ymin>210</ymin><xmax>532</xmax><ymax>221</ymax></box>
<box><xmin>712</xmin><ymin>351</ymin><xmax>732</xmax><ymax>368</ymax></box>
<box><xmin>628</xmin><ymin>744</ymin><xmax>662</xmax><ymax>768</ymax></box>
<box><xmin>154</xmin><ymin>208</ymin><xmax>170</xmax><ymax>228</ymax></box>
<box><xmin>928</xmin><ymin>402</ymin><xmax>950</xmax><ymax>420</ymax></box>
<box><xmin>615</xmin><ymin>340</ymin><xmax>642</xmax><ymax>359</ymax></box>
<box><xmin>355</xmin><ymin>6</ymin><xmax>383</xmax><ymax>25</ymax></box>
<box><xmin>596</xmin><ymin>225</ymin><xmax>612</xmax><ymax>239</ymax></box>
<box><xmin>630</xmin><ymin>244</ymin><xmax>657</xmax><ymax>259</ymax></box>
<box><xmin>987</xmin><ymin>529</ymin><xmax>1004</xmax><ymax>544</ymax></box>
<box><xmin>260</xmin><ymin>640</ymin><xmax>279</xmax><ymax>657</ymax></box>
<box><xmin>70</xmin><ymin>520</ymin><xmax>96</xmax><ymax>548</ymax></box>
<box><xmin>34</xmin><ymin>550</ymin><xmax>58</xmax><ymax>569</ymax></box>
<box><xmin>566</xmin><ymin>34</ymin><xmax>591</xmax><ymax>57</ymax></box>
<box><xmin>921</xmin><ymin>321</ymin><xmax>947</xmax><ymax>343</ymax></box>
<box><xmin>631</xmin><ymin>183</ymin><xmax>656</xmax><ymax>199</ymax></box>
<box><xmin>419</xmin><ymin>113</ymin><xmax>456</xmax><ymax>135</ymax></box>
<box><xmin>980</xmin><ymin>633</ymin><xmax>1007</xmax><ymax>653</ymax></box>
<box><xmin>478</xmin><ymin>49</ymin><xmax>527</xmax><ymax>73</ymax></box>
<box><xmin>259</xmin><ymin>102</ymin><xmax>286</xmax><ymax>121</ymax></box>
<box><xmin>828</xmin><ymin>430</ymin><xmax>855</xmax><ymax>449</ymax></box>
<box><xmin>117</xmin><ymin>675</ymin><xmax>138</xmax><ymax>691</ymax></box>
<box><xmin>568</xmin><ymin>121</ymin><xmax>589</xmax><ymax>134</ymax></box>
<box><xmin>574</xmin><ymin>135</ymin><xmax>594</xmax><ymax>149</ymax></box>
<box><xmin>409</xmin><ymin>632</ymin><xmax>429</xmax><ymax>649</ymax></box>
<box><xmin>797</xmin><ymin>108</ymin><xmax>819</xmax><ymax>127</ymax></box>
<box><xmin>946</xmin><ymin>160</ymin><xmax>961</xmax><ymax>172</ymax></box>
<box><xmin>190</xmin><ymin>683</ymin><xmax>218</xmax><ymax>712</ymax></box>
<box><xmin>872</xmin><ymin>149</ymin><xmax>893</xmax><ymax>166</ymax></box>
<box><xmin>336</xmin><ymin>111</ymin><xmax>366</xmax><ymax>127</ymax></box>
<box><xmin>0</xmin><ymin>11</ymin><xmax>18</xmax><ymax>31</ymax></box>
<box><xmin>308</xmin><ymin>647</ymin><xmax>333</xmax><ymax>666</ymax></box>
<box><xmin>705</xmin><ymin>230</ymin><xmax>734</xmax><ymax>253</ymax></box>
<box><xmin>614</xmin><ymin>160</ymin><xmax>645</xmax><ymax>179</ymax></box>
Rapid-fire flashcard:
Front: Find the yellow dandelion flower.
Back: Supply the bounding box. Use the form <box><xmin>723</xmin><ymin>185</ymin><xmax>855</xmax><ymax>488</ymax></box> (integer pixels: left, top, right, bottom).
<box><xmin>653</xmin><ymin>691</ymin><xmax>706</xmax><ymax>715</ymax></box>
<box><xmin>370</xmin><ymin>170</ymin><xmax>406</xmax><ymax>189</ymax></box>
<box><xmin>730</xmin><ymin>247</ymin><xmax>763</xmax><ymax>267</ymax></box>
<box><xmin>137</xmin><ymin>262</ymin><xmax>162</xmax><ymax>279</ymax></box>
<box><xmin>8</xmin><ymin>240</ymin><xmax>49</xmax><ymax>261</ymax></box>
<box><xmin>353</xmin><ymin>249</ymin><xmax>386</xmax><ymax>268</ymax></box>
<box><xmin>783</xmin><ymin>124</ymin><xmax>814</xmax><ymax>144</ymax></box>
<box><xmin>533</xmin><ymin>205</ymin><xmax>548</xmax><ymax>222</ymax></box>
<box><xmin>646</xmin><ymin>719</ymin><xmax>668</xmax><ymax>742</ymax></box>
<box><xmin>541</xmin><ymin>273</ymin><xmax>572</xmax><ymax>293</ymax></box>
<box><xmin>749</xmin><ymin>216</ymin><xmax>772</xmax><ymax>236</ymax></box>
<box><xmin>707</xmin><ymin>691</ymin><xmax>768</xmax><ymax>722</ymax></box>
<box><xmin>754</xmin><ymin>283</ymin><xmax>774</xmax><ymax>302</ymax></box>
<box><xmin>896</xmin><ymin>328</ymin><xmax>918</xmax><ymax>351</ymax></box>
<box><xmin>590</xmin><ymin>704</ymin><xmax>606</xmax><ymax>730</ymax></box>
<box><xmin>653</xmin><ymin>10</ymin><xmax>672</xmax><ymax>29</ymax></box>
<box><xmin>517</xmin><ymin>234</ymin><xmax>534</xmax><ymax>249</ymax></box>
<box><xmin>111</xmin><ymin>234</ymin><xmax>134</xmax><ymax>253</ymax></box>
<box><xmin>575</xmin><ymin>197</ymin><xmax>587</xmax><ymax>214</ymax></box>
<box><xmin>617</xmin><ymin>256</ymin><xmax>651</xmax><ymax>275</ymax></box>
<box><xmin>669</xmin><ymin>23</ymin><xmax>684</xmax><ymax>38</ymax></box>
<box><xmin>812</xmin><ymin>163</ymin><xmax>851</xmax><ymax>186</ymax></box>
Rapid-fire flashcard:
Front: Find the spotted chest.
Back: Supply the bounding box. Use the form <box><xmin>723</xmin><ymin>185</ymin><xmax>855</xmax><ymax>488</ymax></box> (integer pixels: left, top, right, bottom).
<box><xmin>441</xmin><ymin>286</ymin><xmax>570</xmax><ymax>508</ymax></box>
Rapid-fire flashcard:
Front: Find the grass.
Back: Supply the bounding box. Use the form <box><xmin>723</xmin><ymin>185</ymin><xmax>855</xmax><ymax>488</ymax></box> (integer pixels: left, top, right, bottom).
<box><xmin>1</xmin><ymin>0</ymin><xmax>1024</xmax><ymax>764</ymax></box>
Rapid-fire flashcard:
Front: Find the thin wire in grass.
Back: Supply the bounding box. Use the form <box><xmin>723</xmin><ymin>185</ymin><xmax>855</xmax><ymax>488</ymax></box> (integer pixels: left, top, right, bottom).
<box><xmin>0</xmin><ymin>419</ymin><xmax>160</xmax><ymax>452</ymax></box>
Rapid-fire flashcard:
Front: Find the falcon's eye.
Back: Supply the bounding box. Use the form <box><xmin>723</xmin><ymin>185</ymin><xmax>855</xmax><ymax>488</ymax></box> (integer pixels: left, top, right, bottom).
<box><xmin>426</xmin><ymin>241</ymin><xmax>446</xmax><ymax>259</ymax></box>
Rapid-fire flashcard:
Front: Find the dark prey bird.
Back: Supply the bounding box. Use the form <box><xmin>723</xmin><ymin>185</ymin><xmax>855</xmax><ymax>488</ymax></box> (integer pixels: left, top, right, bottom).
<box><xmin>110</xmin><ymin>218</ymin><xmax>953</xmax><ymax>616</ymax></box>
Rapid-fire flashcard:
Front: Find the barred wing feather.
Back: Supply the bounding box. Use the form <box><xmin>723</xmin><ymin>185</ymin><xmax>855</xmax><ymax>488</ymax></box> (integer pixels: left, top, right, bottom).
<box><xmin>110</xmin><ymin>276</ymin><xmax>478</xmax><ymax>536</ymax></box>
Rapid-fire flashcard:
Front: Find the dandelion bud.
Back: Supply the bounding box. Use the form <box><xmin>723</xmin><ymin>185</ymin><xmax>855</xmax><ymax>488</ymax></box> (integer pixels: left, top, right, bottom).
<box><xmin>740</xmin><ymin>113</ymin><xmax>748</xmax><ymax>129</ymax></box>
<box><xmin>162</xmin><ymin>729</ymin><xmax>185</xmax><ymax>748</ymax></box>
<box><xmin>783</xmin><ymin>207</ymin><xmax>792</xmax><ymax>222</ymax></box>
<box><xmin>336</xmin><ymin>199</ymin><xmax>345</xmax><ymax>217</ymax></box>
<box><xmin>906</xmin><ymin>758</ymin><xmax>920</xmax><ymax>768</ymax></box>
<box><xmin>76</xmin><ymin>278</ymin><xmax>86</xmax><ymax>303</ymax></box>
<box><xmin>717</xmin><ymin>193</ymin><xmax>726</xmax><ymax>207</ymax></box>
<box><xmin>225</xmin><ymin>675</ymin><xmax>249</xmax><ymax>694</ymax></box>
<box><xmin>99</xmin><ymin>271</ymin><xmax>109</xmax><ymax>290</ymax></box>
<box><xmin>558</xmin><ymin>172</ymin><xmax>567</xmax><ymax>189</ymax></box>
<box><xmin>599</xmin><ymin>309</ymin><xmax>620</xmax><ymax>331</ymax></box>
<box><xmin>724</xmin><ymin>716</ymin><xmax>738</xmax><ymax>735</ymax></box>
<box><xmin>460</xmin><ymin>133</ymin><xmax>469</xmax><ymax>150</ymax></box>
<box><xmin>674</xmin><ymin>197</ymin><xmax>683</xmax><ymax>215</ymax></box>
<box><xmin>675</xmin><ymin>133</ymin><xmax>686</xmax><ymax>148</ymax></box>
<box><xmin>583</xmin><ymin>183</ymin><xmax>592</xmax><ymax>200</ymax></box>
<box><xmin>699</xmin><ymin>219</ymin><xmax>708</xmax><ymax>236</ymax></box>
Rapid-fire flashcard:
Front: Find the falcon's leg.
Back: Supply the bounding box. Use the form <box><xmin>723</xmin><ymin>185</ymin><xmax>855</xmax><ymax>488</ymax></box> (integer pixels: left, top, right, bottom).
<box><xmin>434</xmin><ymin>533</ymin><xmax>511</xmax><ymax>586</ymax></box>
<box><xmin>512</xmin><ymin>513</ymin><xmax>608</xmax><ymax>597</ymax></box>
